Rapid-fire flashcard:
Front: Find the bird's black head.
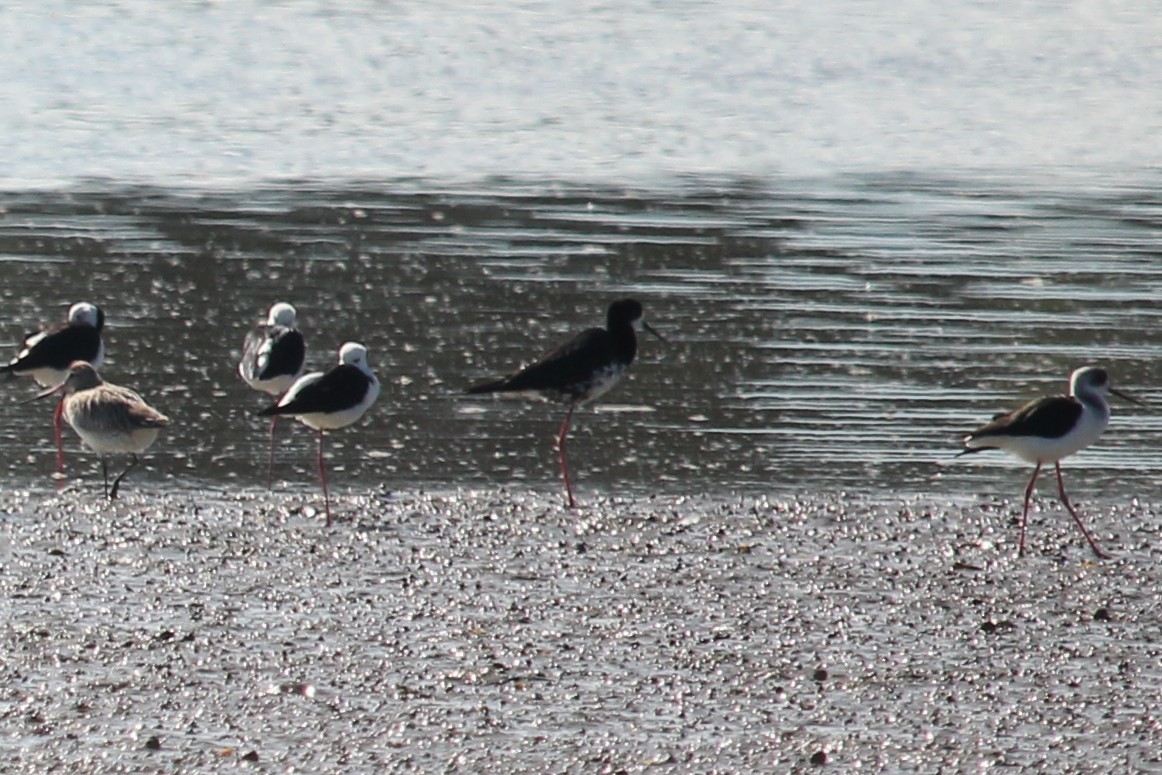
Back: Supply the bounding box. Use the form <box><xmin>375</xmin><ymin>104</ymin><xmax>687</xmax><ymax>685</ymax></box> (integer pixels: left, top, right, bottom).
<box><xmin>606</xmin><ymin>299</ymin><xmax>644</xmax><ymax>328</ymax></box>
<box><xmin>606</xmin><ymin>298</ymin><xmax>665</xmax><ymax>343</ymax></box>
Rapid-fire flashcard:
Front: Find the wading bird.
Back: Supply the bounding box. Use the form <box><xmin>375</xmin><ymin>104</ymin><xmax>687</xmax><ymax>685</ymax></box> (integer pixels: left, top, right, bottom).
<box><xmin>3</xmin><ymin>301</ymin><xmax>106</xmax><ymax>474</ymax></box>
<box><xmin>467</xmin><ymin>298</ymin><xmax>664</xmax><ymax>508</ymax></box>
<box><xmin>239</xmin><ymin>302</ymin><xmax>306</xmax><ymax>488</ymax></box>
<box><xmin>258</xmin><ymin>342</ymin><xmax>379</xmax><ymax>527</ymax></box>
<box><xmin>33</xmin><ymin>361</ymin><xmax>168</xmax><ymax>499</ymax></box>
<box><xmin>960</xmin><ymin>366</ymin><xmax>1141</xmax><ymax>559</ymax></box>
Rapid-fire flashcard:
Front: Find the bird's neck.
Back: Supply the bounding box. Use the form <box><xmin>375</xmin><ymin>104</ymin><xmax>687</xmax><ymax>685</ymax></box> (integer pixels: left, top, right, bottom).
<box><xmin>610</xmin><ymin>323</ymin><xmax>637</xmax><ymax>364</ymax></box>
<box><xmin>1074</xmin><ymin>390</ymin><xmax>1110</xmax><ymax>420</ymax></box>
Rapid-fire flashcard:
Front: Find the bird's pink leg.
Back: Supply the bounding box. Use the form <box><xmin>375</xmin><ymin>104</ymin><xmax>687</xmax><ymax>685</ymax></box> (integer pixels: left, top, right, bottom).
<box><xmin>556</xmin><ymin>404</ymin><xmax>577</xmax><ymax>509</ymax></box>
<box><xmin>1019</xmin><ymin>462</ymin><xmax>1041</xmax><ymax>558</ymax></box>
<box><xmin>1055</xmin><ymin>462</ymin><xmax>1110</xmax><ymax>560</ymax></box>
<box><xmin>266</xmin><ymin>415</ymin><xmax>278</xmax><ymax>490</ymax></box>
<box><xmin>317</xmin><ymin>430</ymin><xmax>332</xmax><ymax>528</ymax></box>
<box><xmin>54</xmin><ymin>397</ymin><xmax>65</xmax><ymax>483</ymax></box>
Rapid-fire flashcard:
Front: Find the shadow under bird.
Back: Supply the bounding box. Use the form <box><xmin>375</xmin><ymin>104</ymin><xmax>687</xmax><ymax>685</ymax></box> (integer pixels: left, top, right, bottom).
<box><xmin>258</xmin><ymin>342</ymin><xmax>380</xmax><ymax>527</ymax></box>
<box><xmin>238</xmin><ymin>302</ymin><xmax>307</xmax><ymax>488</ymax></box>
<box><xmin>959</xmin><ymin>366</ymin><xmax>1142</xmax><ymax>559</ymax></box>
<box><xmin>466</xmin><ymin>298</ymin><xmax>664</xmax><ymax>509</ymax></box>
<box><xmin>32</xmin><ymin>361</ymin><xmax>169</xmax><ymax>499</ymax></box>
<box><xmin>3</xmin><ymin>301</ymin><xmax>106</xmax><ymax>475</ymax></box>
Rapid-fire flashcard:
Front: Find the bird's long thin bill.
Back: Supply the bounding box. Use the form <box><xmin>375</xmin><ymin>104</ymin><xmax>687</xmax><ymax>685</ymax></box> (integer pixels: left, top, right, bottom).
<box><xmin>23</xmin><ymin>385</ymin><xmax>61</xmax><ymax>404</ymax></box>
<box><xmin>1111</xmin><ymin>387</ymin><xmax>1145</xmax><ymax>406</ymax></box>
<box><xmin>643</xmin><ymin>321</ymin><xmax>667</xmax><ymax>343</ymax></box>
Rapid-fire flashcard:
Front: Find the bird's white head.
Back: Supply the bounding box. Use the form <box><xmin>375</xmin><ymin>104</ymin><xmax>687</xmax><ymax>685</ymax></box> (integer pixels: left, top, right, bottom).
<box><xmin>1070</xmin><ymin>366</ymin><xmax>1110</xmax><ymax>396</ymax></box>
<box><xmin>338</xmin><ymin>341</ymin><xmax>370</xmax><ymax>369</ymax></box>
<box><xmin>1070</xmin><ymin>366</ymin><xmax>1142</xmax><ymax>406</ymax></box>
<box><xmin>68</xmin><ymin>301</ymin><xmax>103</xmax><ymax>329</ymax></box>
<box><xmin>267</xmin><ymin>302</ymin><xmax>297</xmax><ymax>328</ymax></box>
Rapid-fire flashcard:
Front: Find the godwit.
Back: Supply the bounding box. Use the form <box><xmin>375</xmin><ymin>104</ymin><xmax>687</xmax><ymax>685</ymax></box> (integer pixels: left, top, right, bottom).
<box><xmin>34</xmin><ymin>361</ymin><xmax>169</xmax><ymax>499</ymax></box>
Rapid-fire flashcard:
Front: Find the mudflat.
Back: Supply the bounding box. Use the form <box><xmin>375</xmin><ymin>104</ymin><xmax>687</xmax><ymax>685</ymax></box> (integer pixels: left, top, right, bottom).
<box><xmin>0</xmin><ymin>487</ymin><xmax>1157</xmax><ymax>772</ymax></box>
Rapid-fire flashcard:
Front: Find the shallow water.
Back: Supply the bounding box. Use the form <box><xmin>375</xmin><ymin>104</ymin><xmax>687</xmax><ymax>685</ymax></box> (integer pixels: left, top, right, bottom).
<box><xmin>1</xmin><ymin>177</ymin><xmax>1160</xmax><ymax>503</ymax></box>
<box><xmin>2</xmin><ymin>0</ymin><xmax>1162</xmax><ymax>503</ymax></box>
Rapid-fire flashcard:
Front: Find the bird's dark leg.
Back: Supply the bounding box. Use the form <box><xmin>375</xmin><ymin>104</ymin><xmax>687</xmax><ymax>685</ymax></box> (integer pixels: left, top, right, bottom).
<box><xmin>1019</xmin><ymin>462</ymin><xmax>1041</xmax><ymax>558</ymax></box>
<box><xmin>266</xmin><ymin>415</ymin><xmax>279</xmax><ymax>490</ymax></box>
<box><xmin>317</xmin><ymin>430</ymin><xmax>332</xmax><ymax>527</ymax></box>
<box><xmin>109</xmin><ymin>454</ymin><xmax>140</xmax><ymax>500</ymax></box>
<box><xmin>1055</xmin><ymin>462</ymin><xmax>1110</xmax><ymax>560</ymax></box>
<box><xmin>556</xmin><ymin>404</ymin><xmax>577</xmax><ymax>509</ymax></box>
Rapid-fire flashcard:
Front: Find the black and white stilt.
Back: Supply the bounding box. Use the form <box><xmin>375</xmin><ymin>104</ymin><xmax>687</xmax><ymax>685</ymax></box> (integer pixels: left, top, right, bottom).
<box><xmin>3</xmin><ymin>301</ymin><xmax>106</xmax><ymax>475</ymax></box>
<box><xmin>960</xmin><ymin>366</ymin><xmax>1141</xmax><ymax>559</ymax></box>
<box><xmin>258</xmin><ymin>342</ymin><xmax>379</xmax><ymax>527</ymax></box>
<box><xmin>239</xmin><ymin>302</ymin><xmax>306</xmax><ymax>488</ymax></box>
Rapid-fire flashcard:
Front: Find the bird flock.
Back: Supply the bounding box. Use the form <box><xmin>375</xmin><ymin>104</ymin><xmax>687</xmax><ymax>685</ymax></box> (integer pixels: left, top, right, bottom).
<box><xmin>1</xmin><ymin>298</ymin><xmax>1141</xmax><ymax>559</ymax></box>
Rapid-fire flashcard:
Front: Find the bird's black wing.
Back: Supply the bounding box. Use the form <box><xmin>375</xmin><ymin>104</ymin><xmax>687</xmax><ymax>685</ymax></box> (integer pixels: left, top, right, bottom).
<box><xmin>2</xmin><ymin>325</ymin><xmax>101</xmax><ymax>373</ymax></box>
<box><xmin>242</xmin><ymin>326</ymin><xmax>305</xmax><ymax>382</ymax></box>
<box><xmin>259</xmin><ymin>365</ymin><xmax>368</xmax><ymax>417</ymax></box>
<box><xmin>467</xmin><ymin>327</ymin><xmax>613</xmax><ymax>395</ymax></box>
<box><xmin>966</xmin><ymin>394</ymin><xmax>1083</xmax><ymax>442</ymax></box>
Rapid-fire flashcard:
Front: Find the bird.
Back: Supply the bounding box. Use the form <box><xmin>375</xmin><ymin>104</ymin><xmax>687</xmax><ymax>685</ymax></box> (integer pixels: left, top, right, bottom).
<box><xmin>32</xmin><ymin>361</ymin><xmax>169</xmax><ymax>499</ymax></box>
<box><xmin>258</xmin><ymin>342</ymin><xmax>380</xmax><ymax>527</ymax></box>
<box><xmin>466</xmin><ymin>298</ymin><xmax>664</xmax><ymax>509</ymax></box>
<box><xmin>2</xmin><ymin>301</ymin><xmax>106</xmax><ymax>475</ymax></box>
<box><xmin>960</xmin><ymin>366</ymin><xmax>1141</xmax><ymax>559</ymax></box>
<box><xmin>238</xmin><ymin>302</ymin><xmax>307</xmax><ymax>488</ymax></box>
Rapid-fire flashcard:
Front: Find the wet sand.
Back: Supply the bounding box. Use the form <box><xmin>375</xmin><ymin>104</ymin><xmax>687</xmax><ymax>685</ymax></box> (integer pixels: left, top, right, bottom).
<box><xmin>0</xmin><ymin>485</ymin><xmax>1158</xmax><ymax>772</ymax></box>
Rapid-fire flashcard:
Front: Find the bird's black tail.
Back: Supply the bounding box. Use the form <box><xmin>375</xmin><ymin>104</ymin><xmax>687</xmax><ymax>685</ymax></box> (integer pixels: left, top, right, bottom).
<box><xmin>465</xmin><ymin>378</ymin><xmax>509</xmax><ymax>395</ymax></box>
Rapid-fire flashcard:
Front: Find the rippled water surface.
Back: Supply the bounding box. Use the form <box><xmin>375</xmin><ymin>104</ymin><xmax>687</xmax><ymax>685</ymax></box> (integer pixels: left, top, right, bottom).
<box><xmin>3</xmin><ymin>0</ymin><xmax>1162</xmax><ymax>503</ymax></box>
<box><xmin>1</xmin><ymin>177</ymin><xmax>1161</xmax><ymax>502</ymax></box>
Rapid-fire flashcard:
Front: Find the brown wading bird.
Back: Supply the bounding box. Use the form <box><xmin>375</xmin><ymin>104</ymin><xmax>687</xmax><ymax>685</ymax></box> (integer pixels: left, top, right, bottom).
<box><xmin>238</xmin><ymin>302</ymin><xmax>307</xmax><ymax>488</ymax></box>
<box><xmin>467</xmin><ymin>298</ymin><xmax>664</xmax><ymax>509</ymax></box>
<box><xmin>32</xmin><ymin>361</ymin><xmax>169</xmax><ymax>499</ymax></box>
<box><xmin>2</xmin><ymin>301</ymin><xmax>106</xmax><ymax>476</ymax></box>
<box><xmin>258</xmin><ymin>342</ymin><xmax>380</xmax><ymax>527</ymax></box>
<box><xmin>959</xmin><ymin>366</ymin><xmax>1142</xmax><ymax>559</ymax></box>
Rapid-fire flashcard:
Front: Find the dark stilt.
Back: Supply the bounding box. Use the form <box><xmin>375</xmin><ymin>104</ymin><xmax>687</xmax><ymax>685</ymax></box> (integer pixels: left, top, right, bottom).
<box><xmin>465</xmin><ymin>299</ymin><xmax>663</xmax><ymax>508</ymax></box>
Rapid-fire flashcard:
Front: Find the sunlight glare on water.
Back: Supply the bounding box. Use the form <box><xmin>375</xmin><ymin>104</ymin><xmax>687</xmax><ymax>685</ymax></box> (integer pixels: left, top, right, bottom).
<box><xmin>0</xmin><ymin>1</ymin><xmax>1160</xmax><ymax>501</ymax></box>
<box><xmin>0</xmin><ymin>179</ymin><xmax>1159</xmax><ymax>502</ymax></box>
